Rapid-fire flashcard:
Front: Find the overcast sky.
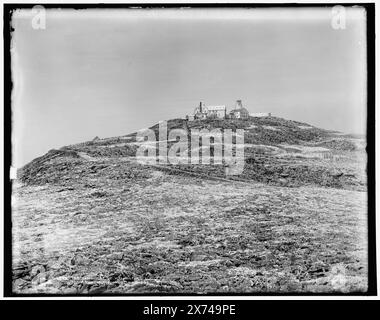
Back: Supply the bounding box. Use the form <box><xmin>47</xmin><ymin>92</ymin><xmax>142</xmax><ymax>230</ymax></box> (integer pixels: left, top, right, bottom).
<box><xmin>11</xmin><ymin>8</ymin><xmax>367</xmax><ymax>167</ymax></box>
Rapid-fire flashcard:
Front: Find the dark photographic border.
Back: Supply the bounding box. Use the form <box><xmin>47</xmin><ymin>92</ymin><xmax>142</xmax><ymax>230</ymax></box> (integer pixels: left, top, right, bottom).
<box><xmin>3</xmin><ymin>2</ymin><xmax>376</xmax><ymax>297</ymax></box>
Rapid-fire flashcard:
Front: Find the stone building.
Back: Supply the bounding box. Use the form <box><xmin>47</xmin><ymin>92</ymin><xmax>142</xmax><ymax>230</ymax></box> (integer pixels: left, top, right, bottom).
<box><xmin>187</xmin><ymin>99</ymin><xmax>269</xmax><ymax>121</ymax></box>
<box><xmin>229</xmin><ymin>100</ymin><xmax>250</xmax><ymax>119</ymax></box>
<box><xmin>193</xmin><ymin>102</ymin><xmax>226</xmax><ymax>120</ymax></box>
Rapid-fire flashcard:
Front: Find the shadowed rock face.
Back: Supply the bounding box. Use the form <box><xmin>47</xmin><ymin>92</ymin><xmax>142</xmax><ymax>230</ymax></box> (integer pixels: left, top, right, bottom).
<box><xmin>12</xmin><ymin>117</ymin><xmax>367</xmax><ymax>294</ymax></box>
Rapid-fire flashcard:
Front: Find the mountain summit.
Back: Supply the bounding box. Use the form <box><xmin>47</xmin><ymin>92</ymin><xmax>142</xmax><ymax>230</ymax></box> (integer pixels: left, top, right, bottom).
<box><xmin>13</xmin><ymin>116</ymin><xmax>367</xmax><ymax>294</ymax></box>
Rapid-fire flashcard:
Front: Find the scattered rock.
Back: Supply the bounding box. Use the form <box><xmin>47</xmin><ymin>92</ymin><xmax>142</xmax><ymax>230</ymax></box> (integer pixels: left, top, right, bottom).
<box><xmin>110</xmin><ymin>270</ymin><xmax>134</xmax><ymax>282</ymax></box>
<box><xmin>107</xmin><ymin>252</ymin><xmax>124</xmax><ymax>261</ymax></box>
<box><xmin>32</xmin><ymin>272</ymin><xmax>48</xmax><ymax>286</ymax></box>
<box><xmin>30</xmin><ymin>265</ymin><xmax>45</xmax><ymax>278</ymax></box>
<box><xmin>190</xmin><ymin>252</ymin><xmax>208</xmax><ymax>261</ymax></box>
<box><xmin>70</xmin><ymin>255</ymin><xmax>90</xmax><ymax>266</ymax></box>
<box><xmin>62</xmin><ymin>287</ymin><xmax>77</xmax><ymax>294</ymax></box>
<box><xmin>88</xmin><ymin>285</ymin><xmax>108</xmax><ymax>294</ymax></box>
<box><xmin>13</xmin><ymin>278</ymin><xmax>29</xmax><ymax>290</ymax></box>
<box><xmin>13</xmin><ymin>265</ymin><xmax>31</xmax><ymax>279</ymax></box>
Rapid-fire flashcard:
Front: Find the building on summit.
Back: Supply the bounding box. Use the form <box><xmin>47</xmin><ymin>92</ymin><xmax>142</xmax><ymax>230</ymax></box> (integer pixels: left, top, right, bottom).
<box><xmin>228</xmin><ymin>100</ymin><xmax>250</xmax><ymax>119</ymax></box>
<box><xmin>186</xmin><ymin>99</ymin><xmax>270</xmax><ymax>121</ymax></box>
<box><xmin>193</xmin><ymin>102</ymin><xmax>226</xmax><ymax>120</ymax></box>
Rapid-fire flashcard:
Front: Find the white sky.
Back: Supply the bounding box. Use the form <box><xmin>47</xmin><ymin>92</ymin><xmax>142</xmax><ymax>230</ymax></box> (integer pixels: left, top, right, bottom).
<box><xmin>11</xmin><ymin>7</ymin><xmax>367</xmax><ymax>167</ymax></box>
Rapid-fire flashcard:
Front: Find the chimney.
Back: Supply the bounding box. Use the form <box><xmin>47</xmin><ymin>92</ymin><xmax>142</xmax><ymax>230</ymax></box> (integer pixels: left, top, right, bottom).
<box><xmin>236</xmin><ymin>100</ymin><xmax>242</xmax><ymax>109</ymax></box>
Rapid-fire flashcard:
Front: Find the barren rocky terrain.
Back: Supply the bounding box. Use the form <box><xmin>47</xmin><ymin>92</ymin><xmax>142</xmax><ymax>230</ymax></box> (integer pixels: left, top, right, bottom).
<box><xmin>12</xmin><ymin>117</ymin><xmax>368</xmax><ymax>294</ymax></box>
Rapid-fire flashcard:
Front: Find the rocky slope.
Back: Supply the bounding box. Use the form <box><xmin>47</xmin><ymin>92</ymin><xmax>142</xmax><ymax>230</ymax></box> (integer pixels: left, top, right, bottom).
<box><xmin>12</xmin><ymin>116</ymin><xmax>368</xmax><ymax>294</ymax></box>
